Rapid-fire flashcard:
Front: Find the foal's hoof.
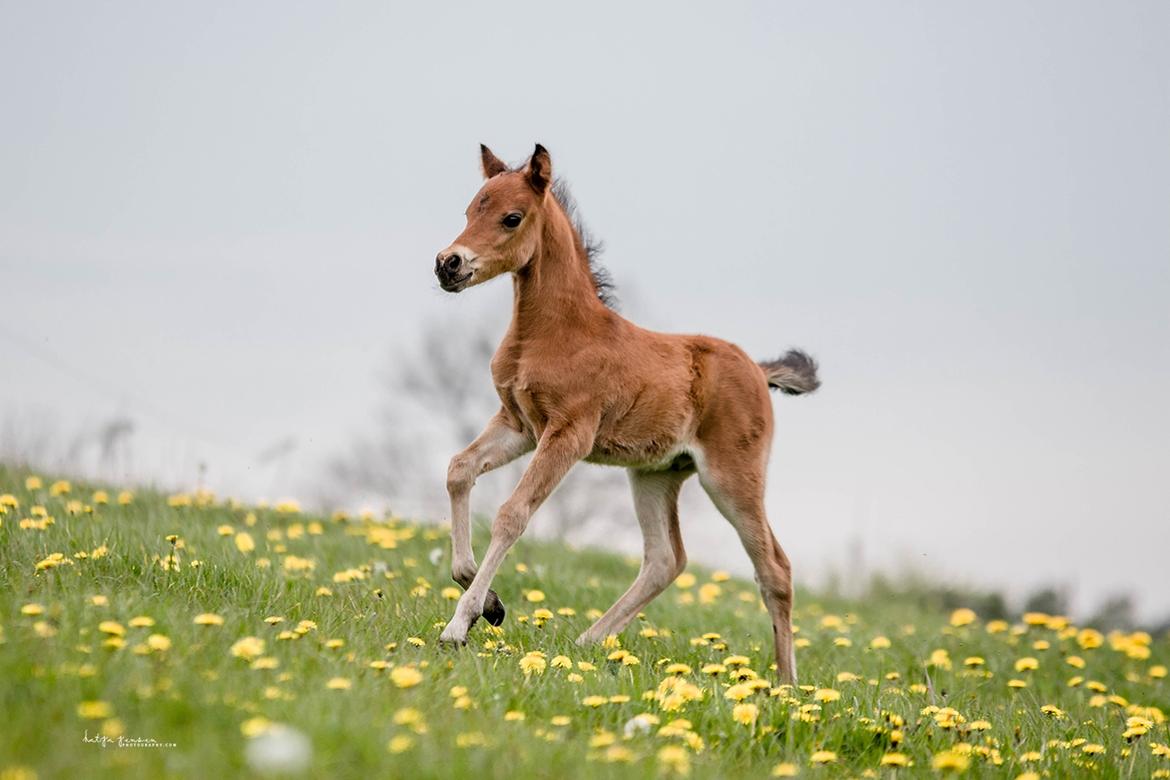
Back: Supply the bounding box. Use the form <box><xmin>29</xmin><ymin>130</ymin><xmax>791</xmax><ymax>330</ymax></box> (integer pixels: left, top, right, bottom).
<box><xmin>483</xmin><ymin>589</ymin><xmax>506</xmax><ymax>627</ymax></box>
<box><xmin>438</xmin><ymin>629</ymin><xmax>468</xmax><ymax>646</ymax></box>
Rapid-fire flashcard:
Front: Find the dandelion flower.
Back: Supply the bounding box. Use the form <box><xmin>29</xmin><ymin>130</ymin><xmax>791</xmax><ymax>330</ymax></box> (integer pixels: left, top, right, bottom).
<box><xmin>519</xmin><ymin>654</ymin><xmax>547</xmax><ymax>675</ymax></box>
<box><xmin>732</xmin><ymin>703</ymin><xmax>759</xmax><ymax>725</ymax></box>
<box><xmin>390</xmin><ymin>666</ymin><xmax>422</xmax><ymax>688</ymax></box>
<box><xmin>724</xmin><ymin>683</ymin><xmax>755</xmax><ymax>702</ymax></box>
<box><xmin>657</xmin><ymin>745</ymin><xmax>691</xmax><ymax>775</ymax></box>
<box><xmin>326</xmin><ymin>677</ymin><xmax>352</xmax><ymax>690</ymax></box>
<box><xmin>77</xmin><ymin>701</ymin><xmax>113</xmax><ymax>719</ymax></box>
<box><xmin>231</xmin><ymin>636</ymin><xmax>266</xmax><ymax>661</ymax></box>
<box><xmin>931</xmin><ymin>749</ymin><xmax>970</xmax><ymax>772</ymax></box>
<box><xmin>387</xmin><ymin>735</ymin><xmax>414</xmax><ymax>754</ymax></box>
<box><xmin>147</xmin><ymin>634</ymin><xmax>172</xmax><ymax>652</ymax></box>
<box><xmin>813</xmin><ymin>688</ymin><xmax>841</xmax><ymax>703</ymax></box>
<box><xmin>194</xmin><ymin>613</ymin><xmax>224</xmax><ymax>627</ymax></box>
<box><xmin>950</xmin><ymin>608</ymin><xmax>977</xmax><ymax>627</ymax></box>
<box><xmin>810</xmin><ymin>750</ymin><xmax>837</xmax><ymax>765</ymax></box>
<box><xmin>881</xmin><ymin>752</ymin><xmax>912</xmax><ymax>767</ymax></box>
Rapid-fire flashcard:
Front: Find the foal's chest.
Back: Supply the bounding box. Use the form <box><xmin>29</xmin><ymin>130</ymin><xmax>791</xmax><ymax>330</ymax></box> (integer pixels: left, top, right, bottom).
<box><xmin>495</xmin><ymin>380</ymin><xmax>548</xmax><ymax>440</ymax></box>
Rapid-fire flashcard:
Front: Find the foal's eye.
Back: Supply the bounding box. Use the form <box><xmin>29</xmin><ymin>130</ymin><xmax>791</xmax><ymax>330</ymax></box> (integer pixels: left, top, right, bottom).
<box><xmin>501</xmin><ymin>213</ymin><xmax>523</xmax><ymax>229</ymax></box>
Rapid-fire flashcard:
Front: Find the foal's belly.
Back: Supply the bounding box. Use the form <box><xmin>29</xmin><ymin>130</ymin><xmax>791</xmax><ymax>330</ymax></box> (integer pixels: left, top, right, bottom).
<box><xmin>584</xmin><ymin>426</ymin><xmax>693</xmax><ymax>470</ymax></box>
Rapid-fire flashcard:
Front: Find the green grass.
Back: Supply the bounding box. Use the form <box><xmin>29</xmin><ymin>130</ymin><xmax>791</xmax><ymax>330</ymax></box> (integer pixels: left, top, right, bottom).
<box><xmin>0</xmin><ymin>465</ymin><xmax>1167</xmax><ymax>779</ymax></box>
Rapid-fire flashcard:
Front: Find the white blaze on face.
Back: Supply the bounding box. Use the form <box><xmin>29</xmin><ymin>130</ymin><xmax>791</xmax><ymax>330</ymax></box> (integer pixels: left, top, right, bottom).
<box><xmin>448</xmin><ymin>244</ymin><xmax>479</xmax><ymax>270</ymax></box>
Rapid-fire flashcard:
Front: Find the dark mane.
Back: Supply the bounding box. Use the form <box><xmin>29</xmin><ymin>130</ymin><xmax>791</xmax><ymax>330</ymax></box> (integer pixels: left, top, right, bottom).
<box><xmin>550</xmin><ymin>178</ymin><xmax>618</xmax><ymax>310</ymax></box>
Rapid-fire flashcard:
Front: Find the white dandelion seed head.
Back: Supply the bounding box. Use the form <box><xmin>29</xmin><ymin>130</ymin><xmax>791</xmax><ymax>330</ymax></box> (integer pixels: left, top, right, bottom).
<box><xmin>245</xmin><ymin>724</ymin><xmax>312</xmax><ymax>775</ymax></box>
<box><xmin>623</xmin><ymin>715</ymin><xmax>653</xmax><ymax>738</ymax></box>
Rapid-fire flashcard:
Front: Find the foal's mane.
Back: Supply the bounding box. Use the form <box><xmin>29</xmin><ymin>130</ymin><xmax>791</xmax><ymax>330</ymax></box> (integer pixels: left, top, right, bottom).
<box><xmin>549</xmin><ymin>178</ymin><xmax>618</xmax><ymax>310</ymax></box>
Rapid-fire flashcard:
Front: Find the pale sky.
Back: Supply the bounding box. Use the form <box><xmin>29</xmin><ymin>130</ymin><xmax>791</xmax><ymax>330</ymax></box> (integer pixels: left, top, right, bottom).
<box><xmin>2</xmin><ymin>2</ymin><xmax>1167</xmax><ymax>619</ymax></box>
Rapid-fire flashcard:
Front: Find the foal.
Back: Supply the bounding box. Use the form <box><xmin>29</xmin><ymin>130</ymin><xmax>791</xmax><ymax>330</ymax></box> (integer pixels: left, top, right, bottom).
<box><xmin>434</xmin><ymin>144</ymin><xmax>819</xmax><ymax>683</ymax></box>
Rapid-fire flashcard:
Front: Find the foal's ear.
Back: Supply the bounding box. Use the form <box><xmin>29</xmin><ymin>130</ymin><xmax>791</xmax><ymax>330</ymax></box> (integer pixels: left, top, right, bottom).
<box><xmin>480</xmin><ymin>144</ymin><xmax>508</xmax><ymax>179</ymax></box>
<box><xmin>523</xmin><ymin>143</ymin><xmax>552</xmax><ymax>195</ymax></box>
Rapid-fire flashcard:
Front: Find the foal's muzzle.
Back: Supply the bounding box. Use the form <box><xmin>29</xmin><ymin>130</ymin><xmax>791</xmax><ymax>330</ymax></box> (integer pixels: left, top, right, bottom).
<box><xmin>435</xmin><ymin>251</ymin><xmax>472</xmax><ymax>291</ymax></box>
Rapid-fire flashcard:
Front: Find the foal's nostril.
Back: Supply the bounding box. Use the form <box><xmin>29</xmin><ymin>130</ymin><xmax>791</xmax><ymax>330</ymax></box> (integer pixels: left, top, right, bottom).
<box><xmin>443</xmin><ymin>254</ymin><xmax>463</xmax><ymax>274</ymax></box>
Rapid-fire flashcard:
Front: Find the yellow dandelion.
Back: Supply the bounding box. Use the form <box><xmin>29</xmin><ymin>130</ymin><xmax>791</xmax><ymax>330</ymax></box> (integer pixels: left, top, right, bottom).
<box><xmin>881</xmin><ymin>752</ymin><xmax>912</xmax><ymax>767</ymax></box>
<box><xmin>234</xmin><ymin>532</ymin><xmax>255</xmax><ymax>554</ymax></box>
<box><xmin>520</xmin><ymin>654</ymin><xmax>547</xmax><ymax>675</ymax></box>
<box><xmin>193</xmin><ymin>613</ymin><xmax>224</xmax><ymax>626</ymax></box>
<box><xmin>813</xmin><ymin>688</ymin><xmax>841</xmax><ymax>703</ymax></box>
<box><xmin>950</xmin><ymin>608</ymin><xmax>977</xmax><ymax>627</ymax></box>
<box><xmin>146</xmin><ymin>634</ymin><xmax>172</xmax><ymax>652</ymax></box>
<box><xmin>326</xmin><ymin>677</ymin><xmax>352</xmax><ymax>690</ymax></box>
<box><xmin>732</xmin><ymin>703</ymin><xmax>759</xmax><ymax>725</ymax></box>
<box><xmin>931</xmin><ymin>749</ymin><xmax>970</xmax><ymax>772</ymax></box>
<box><xmin>77</xmin><ymin>701</ymin><xmax>113</xmax><ymax>719</ymax></box>
<box><xmin>657</xmin><ymin>745</ymin><xmax>691</xmax><ymax>775</ymax></box>
<box><xmin>230</xmin><ymin>636</ymin><xmax>266</xmax><ymax>660</ymax></box>
<box><xmin>387</xmin><ymin>734</ymin><xmax>414</xmax><ymax>753</ymax></box>
<box><xmin>390</xmin><ymin>666</ymin><xmax>422</xmax><ymax>688</ymax></box>
<box><xmin>810</xmin><ymin>750</ymin><xmax>837</xmax><ymax>765</ymax></box>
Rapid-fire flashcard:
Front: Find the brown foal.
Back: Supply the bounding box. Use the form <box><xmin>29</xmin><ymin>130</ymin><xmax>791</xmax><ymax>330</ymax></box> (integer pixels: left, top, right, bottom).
<box><xmin>434</xmin><ymin>144</ymin><xmax>819</xmax><ymax>683</ymax></box>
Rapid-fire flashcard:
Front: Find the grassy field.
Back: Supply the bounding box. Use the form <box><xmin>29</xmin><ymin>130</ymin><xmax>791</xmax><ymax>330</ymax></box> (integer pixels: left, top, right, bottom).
<box><xmin>0</xmin><ymin>465</ymin><xmax>1167</xmax><ymax>779</ymax></box>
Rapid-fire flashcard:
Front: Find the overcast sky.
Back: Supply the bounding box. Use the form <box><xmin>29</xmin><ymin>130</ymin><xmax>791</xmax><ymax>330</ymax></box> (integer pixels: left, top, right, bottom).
<box><xmin>2</xmin><ymin>2</ymin><xmax>1167</xmax><ymax>618</ymax></box>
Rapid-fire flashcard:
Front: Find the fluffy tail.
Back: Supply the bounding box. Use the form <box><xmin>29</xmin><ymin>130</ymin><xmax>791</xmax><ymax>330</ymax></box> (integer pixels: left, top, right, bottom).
<box><xmin>759</xmin><ymin>349</ymin><xmax>821</xmax><ymax>396</ymax></box>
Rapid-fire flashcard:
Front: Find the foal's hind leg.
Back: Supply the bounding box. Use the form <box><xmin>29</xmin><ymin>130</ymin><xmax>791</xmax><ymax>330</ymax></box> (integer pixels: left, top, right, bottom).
<box><xmin>697</xmin><ymin>452</ymin><xmax>798</xmax><ymax>684</ymax></box>
<box><xmin>577</xmin><ymin>468</ymin><xmax>690</xmax><ymax>645</ymax></box>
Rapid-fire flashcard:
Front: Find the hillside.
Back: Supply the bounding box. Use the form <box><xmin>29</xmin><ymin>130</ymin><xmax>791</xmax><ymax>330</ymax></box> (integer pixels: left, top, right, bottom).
<box><xmin>0</xmin><ymin>466</ymin><xmax>1166</xmax><ymax>778</ymax></box>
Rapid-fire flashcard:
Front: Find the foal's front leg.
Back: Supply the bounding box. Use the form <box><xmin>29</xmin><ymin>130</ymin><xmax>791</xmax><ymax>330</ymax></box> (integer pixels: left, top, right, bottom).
<box><xmin>440</xmin><ymin>422</ymin><xmax>595</xmax><ymax>644</ymax></box>
<box><xmin>447</xmin><ymin>411</ymin><xmax>533</xmax><ymax>625</ymax></box>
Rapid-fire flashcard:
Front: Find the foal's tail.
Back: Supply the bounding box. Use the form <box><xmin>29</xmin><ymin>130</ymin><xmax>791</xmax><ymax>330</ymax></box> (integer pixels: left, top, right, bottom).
<box><xmin>759</xmin><ymin>349</ymin><xmax>821</xmax><ymax>396</ymax></box>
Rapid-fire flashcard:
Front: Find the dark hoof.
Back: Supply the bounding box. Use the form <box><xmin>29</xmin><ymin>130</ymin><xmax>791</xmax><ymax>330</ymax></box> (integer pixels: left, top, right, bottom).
<box><xmin>483</xmin><ymin>589</ymin><xmax>506</xmax><ymax>626</ymax></box>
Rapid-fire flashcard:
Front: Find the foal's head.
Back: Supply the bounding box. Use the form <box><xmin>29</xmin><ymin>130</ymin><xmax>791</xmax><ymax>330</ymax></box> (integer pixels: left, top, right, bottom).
<box><xmin>435</xmin><ymin>144</ymin><xmax>554</xmax><ymax>293</ymax></box>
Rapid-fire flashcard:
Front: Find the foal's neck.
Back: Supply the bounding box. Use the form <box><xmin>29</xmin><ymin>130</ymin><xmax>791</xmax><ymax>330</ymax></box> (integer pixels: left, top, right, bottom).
<box><xmin>510</xmin><ymin>203</ymin><xmax>608</xmax><ymax>338</ymax></box>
